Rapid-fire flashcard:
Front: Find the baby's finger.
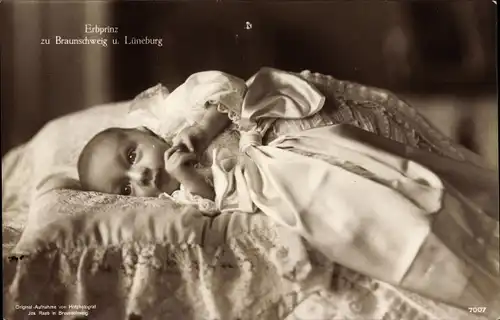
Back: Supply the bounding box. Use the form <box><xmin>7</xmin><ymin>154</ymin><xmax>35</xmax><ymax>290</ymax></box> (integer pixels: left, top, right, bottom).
<box><xmin>180</xmin><ymin>137</ymin><xmax>195</xmax><ymax>153</ymax></box>
<box><xmin>173</xmin><ymin>142</ymin><xmax>190</xmax><ymax>153</ymax></box>
<box><xmin>178</xmin><ymin>152</ymin><xmax>197</xmax><ymax>164</ymax></box>
<box><xmin>165</xmin><ymin>146</ymin><xmax>180</xmax><ymax>159</ymax></box>
<box><xmin>164</xmin><ymin>148</ymin><xmax>175</xmax><ymax>159</ymax></box>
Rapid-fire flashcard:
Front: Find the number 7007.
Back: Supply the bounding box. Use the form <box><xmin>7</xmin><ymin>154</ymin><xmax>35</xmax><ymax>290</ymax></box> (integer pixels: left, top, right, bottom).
<box><xmin>468</xmin><ymin>307</ymin><xmax>487</xmax><ymax>313</ymax></box>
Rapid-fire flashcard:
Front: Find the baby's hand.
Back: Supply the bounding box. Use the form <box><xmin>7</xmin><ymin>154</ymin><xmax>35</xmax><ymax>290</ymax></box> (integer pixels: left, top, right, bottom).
<box><xmin>164</xmin><ymin>147</ymin><xmax>197</xmax><ymax>181</ymax></box>
<box><xmin>172</xmin><ymin>125</ymin><xmax>206</xmax><ymax>154</ymax></box>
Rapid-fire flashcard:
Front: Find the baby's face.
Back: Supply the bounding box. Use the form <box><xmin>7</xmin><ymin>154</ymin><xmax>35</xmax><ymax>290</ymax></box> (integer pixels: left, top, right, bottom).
<box><xmin>85</xmin><ymin>127</ymin><xmax>179</xmax><ymax>197</ymax></box>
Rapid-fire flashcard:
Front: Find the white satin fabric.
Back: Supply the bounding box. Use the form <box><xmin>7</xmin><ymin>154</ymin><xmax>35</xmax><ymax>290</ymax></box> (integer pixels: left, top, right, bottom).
<box><xmin>210</xmin><ymin>68</ymin><xmax>444</xmax><ymax>285</ymax></box>
<box><xmin>162</xmin><ymin>67</ymin><xmax>499</xmax><ymax>310</ymax></box>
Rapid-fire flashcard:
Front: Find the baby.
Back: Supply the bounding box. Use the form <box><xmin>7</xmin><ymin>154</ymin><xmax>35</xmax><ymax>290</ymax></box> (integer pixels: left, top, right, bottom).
<box><xmin>77</xmin><ymin>104</ymin><xmax>229</xmax><ymax>202</ymax></box>
<box><xmin>77</xmin><ymin>69</ymin><xmax>499</xmax><ymax>304</ymax></box>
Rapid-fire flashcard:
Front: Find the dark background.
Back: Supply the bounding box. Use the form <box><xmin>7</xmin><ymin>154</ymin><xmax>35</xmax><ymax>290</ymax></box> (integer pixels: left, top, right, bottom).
<box><xmin>1</xmin><ymin>0</ymin><xmax>497</xmax><ymax>164</ymax></box>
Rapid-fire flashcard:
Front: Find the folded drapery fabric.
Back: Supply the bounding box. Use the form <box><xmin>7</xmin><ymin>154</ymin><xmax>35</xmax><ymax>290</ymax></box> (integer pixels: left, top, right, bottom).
<box><xmin>172</xmin><ymin>67</ymin><xmax>500</xmax><ymax>313</ymax></box>
<box><xmin>212</xmin><ymin>67</ymin><xmax>443</xmax><ymax>281</ymax></box>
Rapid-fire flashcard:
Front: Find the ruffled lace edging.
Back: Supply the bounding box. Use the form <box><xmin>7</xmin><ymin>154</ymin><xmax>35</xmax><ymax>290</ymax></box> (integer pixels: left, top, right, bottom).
<box><xmin>215</xmin><ymin>102</ymin><xmax>242</xmax><ymax>128</ymax></box>
<box><xmin>159</xmin><ymin>173</ymin><xmax>218</xmax><ymax>216</ymax></box>
<box><xmin>169</xmin><ymin>191</ymin><xmax>218</xmax><ymax>216</ymax></box>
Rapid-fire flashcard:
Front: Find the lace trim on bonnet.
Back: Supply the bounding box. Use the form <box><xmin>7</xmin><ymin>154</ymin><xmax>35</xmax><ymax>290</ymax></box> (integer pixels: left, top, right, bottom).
<box><xmin>215</xmin><ymin>101</ymin><xmax>241</xmax><ymax>127</ymax></box>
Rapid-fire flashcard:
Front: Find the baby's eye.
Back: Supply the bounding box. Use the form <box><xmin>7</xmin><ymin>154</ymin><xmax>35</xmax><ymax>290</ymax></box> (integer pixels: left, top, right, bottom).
<box><xmin>121</xmin><ymin>183</ymin><xmax>132</xmax><ymax>196</ymax></box>
<box><xmin>127</xmin><ymin>148</ymin><xmax>137</xmax><ymax>164</ymax></box>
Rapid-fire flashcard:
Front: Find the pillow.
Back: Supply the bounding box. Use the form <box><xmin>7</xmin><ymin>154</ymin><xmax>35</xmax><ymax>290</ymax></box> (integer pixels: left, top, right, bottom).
<box><xmin>13</xmin><ymin>189</ymin><xmax>212</xmax><ymax>254</ymax></box>
<box><xmin>11</xmin><ymin>187</ymin><xmax>313</xmax><ymax>288</ymax></box>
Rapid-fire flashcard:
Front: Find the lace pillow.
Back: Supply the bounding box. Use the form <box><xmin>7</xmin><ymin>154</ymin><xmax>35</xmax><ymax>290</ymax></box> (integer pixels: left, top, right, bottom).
<box><xmin>13</xmin><ymin>188</ymin><xmax>213</xmax><ymax>255</ymax></box>
<box><xmin>12</xmin><ymin>187</ymin><xmax>312</xmax><ymax>288</ymax></box>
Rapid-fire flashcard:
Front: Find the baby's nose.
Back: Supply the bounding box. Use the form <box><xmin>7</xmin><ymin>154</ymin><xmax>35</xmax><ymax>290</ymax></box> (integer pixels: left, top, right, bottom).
<box><xmin>128</xmin><ymin>167</ymin><xmax>151</xmax><ymax>186</ymax></box>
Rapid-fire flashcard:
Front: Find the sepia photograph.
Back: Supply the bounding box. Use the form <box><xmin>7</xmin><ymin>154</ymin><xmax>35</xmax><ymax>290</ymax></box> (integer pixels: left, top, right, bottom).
<box><xmin>2</xmin><ymin>0</ymin><xmax>498</xmax><ymax>319</ymax></box>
